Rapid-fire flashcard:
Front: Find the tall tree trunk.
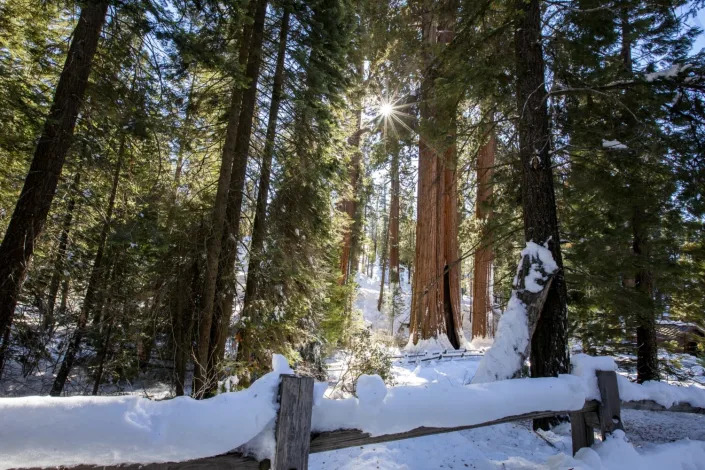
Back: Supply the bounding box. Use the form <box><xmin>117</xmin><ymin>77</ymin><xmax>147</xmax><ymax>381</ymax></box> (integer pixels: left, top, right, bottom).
<box><xmin>369</xmin><ymin>191</ymin><xmax>381</xmax><ymax>276</ymax></box>
<box><xmin>243</xmin><ymin>7</ymin><xmax>290</xmax><ymax>309</ymax></box>
<box><xmin>197</xmin><ymin>0</ymin><xmax>269</xmax><ymax>398</ymax></box>
<box><xmin>514</xmin><ymin>0</ymin><xmax>569</xmax><ymax>429</ymax></box>
<box><xmin>45</xmin><ymin>169</ymin><xmax>81</xmax><ymax>331</ymax></box>
<box><xmin>0</xmin><ymin>0</ymin><xmax>109</xmax><ymax>367</ymax></box>
<box><xmin>410</xmin><ymin>0</ymin><xmax>462</xmax><ymax>350</ymax></box>
<box><xmin>50</xmin><ymin>131</ymin><xmax>125</xmax><ymax>396</ymax></box>
<box><xmin>633</xmin><ymin>211</ymin><xmax>658</xmax><ymax>382</ymax></box>
<box><xmin>619</xmin><ymin>10</ymin><xmax>658</xmax><ymax>383</ymax></box>
<box><xmin>472</xmin><ymin>122</ymin><xmax>495</xmax><ymax>339</ymax></box>
<box><xmin>339</xmin><ymin>109</ymin><xmax>363</xmax><ymax>284</ymax></box>
<box><xmin>192</xmin><ymin>0</ymin><xmax>257</xmax><ymax>397</ymax></box>
<box><xmin>389</xmin><ymin>147</ymin><xmax>400</xmax><ymax>285</ymax></box>
<box><xmin>377</xmin><ymin>190</ymin><xmax>389</xmax><ymax>312</ymax></box>
<box><xmin>91</xmin><ymin>260</ymin><xmax>122</xmax><ymax>396</ymax></box>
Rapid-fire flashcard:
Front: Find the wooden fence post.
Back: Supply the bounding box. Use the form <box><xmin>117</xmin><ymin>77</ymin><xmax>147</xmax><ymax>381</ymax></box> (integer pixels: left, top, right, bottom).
<box><xmin>596</xmin><ymin>370</ymin><xmax>624</xmax><ymax>440</ymax></box>
<box><xmin>570</xmin><ymin>410</ymin><xmax>594</xmax><ymax>455</ymax></box>
<box><xmin>274</xmin><ymin>375</ymin><xmax>314</xmax><ymax>470</ymax></box>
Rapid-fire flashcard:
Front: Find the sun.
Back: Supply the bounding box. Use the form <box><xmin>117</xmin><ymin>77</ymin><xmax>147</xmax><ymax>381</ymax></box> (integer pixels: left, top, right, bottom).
<box><xmin>379</xmin><ymin>101</ymin><xmax>394</xmax><ymax>117</ymax></box>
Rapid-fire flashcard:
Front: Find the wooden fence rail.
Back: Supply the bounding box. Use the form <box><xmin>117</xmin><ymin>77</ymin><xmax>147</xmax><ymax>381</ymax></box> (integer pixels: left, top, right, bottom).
<box><xmin>24</xmin><ymin>371</ymin><xmax>705</xmax><ymax>470</ymax></box>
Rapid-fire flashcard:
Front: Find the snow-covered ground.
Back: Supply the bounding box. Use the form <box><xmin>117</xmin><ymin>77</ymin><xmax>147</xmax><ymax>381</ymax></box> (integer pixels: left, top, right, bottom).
<box><xmin>1</xmin><ymin>263</ymin><xmax>705</xmax><ymax>469</ymax></box>
<box><xmin>311</xmin><ymin>356</ymin><xmax>705</xmax><ymax>470</ymax></box>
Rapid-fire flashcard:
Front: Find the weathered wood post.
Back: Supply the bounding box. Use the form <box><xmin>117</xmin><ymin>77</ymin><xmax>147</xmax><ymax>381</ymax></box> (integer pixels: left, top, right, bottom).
<box><xmin>274</xmin><ymin>375</ymin><xmax>314</xmax><ymax>470</ymax></box>
<box><xmin>570</xmin><ymin>409</ymin><xmax>595</xmax><ymax>454</ymax></box>
<box><xmin>570</xmin><ymin>369</ymin><xmax>624</xmax><ymax>455</ymax></box>
<box><xmin>595</xmin><ymin>370</ymin><xmax>623</xmax><ymax>440</ymax></box>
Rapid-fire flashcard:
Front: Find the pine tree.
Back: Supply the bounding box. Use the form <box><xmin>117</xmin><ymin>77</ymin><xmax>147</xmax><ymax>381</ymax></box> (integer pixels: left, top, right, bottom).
<box><xmin>0</xmin><ymin>0</ymin><xmax>109</xmax><ymax>367</ymax></box>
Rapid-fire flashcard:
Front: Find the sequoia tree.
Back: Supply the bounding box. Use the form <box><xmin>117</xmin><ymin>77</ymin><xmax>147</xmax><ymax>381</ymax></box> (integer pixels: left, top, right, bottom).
<box><xmin>409</xmin><ymin>0</ymin><xmax>463</xmax><ymax>349</ymax></box>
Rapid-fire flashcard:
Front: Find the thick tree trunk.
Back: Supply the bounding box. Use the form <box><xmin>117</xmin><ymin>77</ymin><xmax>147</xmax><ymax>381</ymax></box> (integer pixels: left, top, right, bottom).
<box><xmin>514</xmin><ymin>0</ymin><xmax>569</xmax><ymax>429</ymax></box>
<box><xmin>198</xmin><ymin>0</ymin><xmax>268</xmax><ymax>398</ymax></box>
<box><xmin>472</xmin><ymin>125</ymin><xmax>495</xmax><ymax>339</ymax></box>
<box><xmin>409</xmin><ymin>0</ymin><xmax>462</xmax><ymax>350</ymax></box>
<box><xmin>193</xmin><ymin>0</ymin><xmax>257</xmax><ymax>397</ymax></box>
<box><xmin>0</xmin><ymin>0</ymin><xmax>108</xmax><ymax>367</ymax></box>
<box><xmin>51</xmin><ymin>131</ymin><xmax>125</xmax><ymax>396</ymax></box>
<box><xmin>243</xmin><ymin>8</ymin><xmax>290</xmax><ymax>309</ymax></box>
<box><xmin>45</xmin><ymin>169</ymin><xmax>81</xmax><ymax>331</ymax></box>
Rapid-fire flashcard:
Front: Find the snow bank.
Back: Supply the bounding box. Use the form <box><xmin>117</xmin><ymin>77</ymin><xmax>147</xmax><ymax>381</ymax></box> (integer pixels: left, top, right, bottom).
<box><xmin>548</xmin><ymin>430</ymin><xmax>705</xmax><ymax>470</ymax></box>
<box><xmin>312</xmin><ymin>374</ymin><xmax>585</xmax><ymax>435</ymax></box>
<box><xmin>0</xmin><ymin>355</ymin><xmax>293</xmax><ymax>469</ymax></box>
<box><xmin>404</xmin><ymin>334</ymin><xmax>456</xmax><ymax>353</ymax></box>
<box><xmin>472</xmin><ymin>242</ymin><xmax>557</xmax><ymax>384</ymax></box>
<box><xmin>571</xmin><ymin>354</ymin><xmax>705</xmax><ymax>408</ymax></box>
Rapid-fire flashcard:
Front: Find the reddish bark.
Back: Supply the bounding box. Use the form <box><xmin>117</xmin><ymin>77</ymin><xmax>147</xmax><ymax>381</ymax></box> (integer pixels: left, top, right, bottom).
<box><xmin>472</xmin><ymin>127</ymin><xmax>495</xmax><ymax>338</ymax></box>
<box><xmin>409</xmin><ymin>1</ymin><xmax>462</xmax><ymax>349</ymax></box>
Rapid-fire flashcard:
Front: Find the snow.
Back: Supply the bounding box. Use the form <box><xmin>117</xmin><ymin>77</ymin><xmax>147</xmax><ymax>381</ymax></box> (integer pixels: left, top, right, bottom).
<box><xmin>549</xmin><ymin>430</ymin><xmax>705</xmax><ymax>470</ymax></box>
<box><xmin>403</xmin><ymin>334</ymin><xmax>456</xmax><ymax>352</ymax></box>
<box><xmin>521</xmin><ymin>241</ymin><xmax>558</xmax><ymax>293</ymax></box>
<box><xmin>472</xmin><ymin>242</ymin><xmax>557</xmax><ymax>384</ymax></box>
<box><xmin>0</xmin><ymin>355</ymin><xmax>293</xmax><ymax>469</ymax></box>
<box><xmin>644</xmin><ymin>63</ymin><xmax>691</xmax><ymax>82</ymax></box>
<box><xmin>356</xmin><ymin>374</ymin><xmax>387</xmax><ymax>407</ymax></box>
<box><xmin>602</xmin><ymin>139</ymin><xmax>628</xmax><ymax>150</ymax></box>
<box><xmin>311</xmin><ymin>374</ymin><xmax>586</xmax><ymax>435</ymax></box>
<box><xmin>571</xmin><ymin>353</ymin><xmax>705</xmax><ymax>408</ymax></box>
<box><xmin>471</xmin><ymin>296</ymin><xmax>528</xmax><ymax>384</ymax></box>
<box><xmin>571</xmin><ymin>354</ymin><xmax>618</xmax><ymax>400</ymax></box>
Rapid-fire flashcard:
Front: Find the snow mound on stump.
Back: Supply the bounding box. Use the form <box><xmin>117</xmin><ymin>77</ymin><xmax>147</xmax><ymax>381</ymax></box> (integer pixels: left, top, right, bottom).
<box><xmin>0</xmin><ymin>355</ymin><xmax>293</xmax><ymax>469</ymax></box>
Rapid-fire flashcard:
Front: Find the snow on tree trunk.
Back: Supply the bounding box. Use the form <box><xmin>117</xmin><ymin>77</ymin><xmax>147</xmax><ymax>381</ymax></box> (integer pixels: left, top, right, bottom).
<box><xmin>472</xmin><ymin>242</ymin><xmax>558</xmax><ymax>384</ymax></box>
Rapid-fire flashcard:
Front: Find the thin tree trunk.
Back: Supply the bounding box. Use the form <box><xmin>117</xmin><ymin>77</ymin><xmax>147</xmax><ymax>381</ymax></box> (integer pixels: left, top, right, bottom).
<box><xmin>193</xmin><ymin>0</ymin><xmax>257</xmax><ymax>397</ymax></box>
<box><xmin>472</xmin><ymin>122</ymin><xmax>495</xmax><ymax>339</ymax></box>
<box><xmin>243</xmin><ymin>7</ymin><xmax>290</xmax><ymax>308</ymax></box>
<box><xmin>377</xmin><ymin>196</ymin><xmax>390</xmax><ymax>312</ymax></box>
<box><xmin>45</xmin><ymin>169</ymin><xmax>81</xmax><ymax>331</ymax></box>
<box><xmin>339</xmin><ymin>107</ymin><xmax>363</xmax><ymax>284</ymax></box>
<box><xmin>389</xmin><ymin>147</ymin><xmax>400</xmax><ymax>285</ymax></box>
<box><xmin>50</xmin><ymin>131</ymin><xmax>125</xmax><ymax>396</ymax></box>
<box><xmin>92</xmin><ymin>262</ymin><xmax>121</xmax><ymax>396</ymax></box>
<box><xmin>198</xmin><ymin>0</ymin><xmax>269</xmax><ymax>398</ymax></box>
<box><xmin>514</xmin><ymin>0</ymin><xmax>569</xmax><ymax>429</ymax></box>
<box><xmin>0</xmin><ymin>0</ymin><xmax>109</xmax><ymax>367</ymax></box>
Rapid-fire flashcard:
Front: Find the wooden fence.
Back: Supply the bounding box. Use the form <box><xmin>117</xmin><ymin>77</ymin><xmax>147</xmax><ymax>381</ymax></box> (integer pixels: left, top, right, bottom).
<box><xmin>27</xmin><ymin>371</ymin><xmax>705</xmax><ymax>470</ymax></box>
